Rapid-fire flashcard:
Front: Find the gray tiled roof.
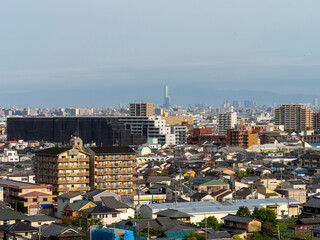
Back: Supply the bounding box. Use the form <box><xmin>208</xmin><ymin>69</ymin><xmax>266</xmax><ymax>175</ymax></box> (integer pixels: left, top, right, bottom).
<box><xmin>40</xmin><ymin>223</ymin><xmax>83</xmax><ymax>238</ymax></box>
<box><xmin>25</xmin><ymin>214</ymin><xmax>56</xmax><ymax>222</ymax></box>
<box><xmin>58</xmin><ymin>191</ymin><xmax>84</xmax><ymax>200</ymax></box>
<box><xmin>101</xmin><ymin>196</ymin><xmax>130</xmax><ymax>209</ymax></box>
<box><xmin>4</xmin><ymin>222</ymin><xmax>38</xmax><ymax>233</ymax></box>
<box><xmin>222</xmin><ymin>214</ymin><xmax>258</xmax><ymax>224</ymax></box>
<box><xmin>304</xmin><ymin>198</ymin><xmax>320</xmax><ymax>208</ymax></box>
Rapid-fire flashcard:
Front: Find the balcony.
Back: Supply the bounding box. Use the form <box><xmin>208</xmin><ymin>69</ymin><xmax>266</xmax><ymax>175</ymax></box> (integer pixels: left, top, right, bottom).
<box><xmin>57</xmin><ymin>186</ymin><xmax>90</xmax><ymax>192</ymax></box>
<box><xmin>57</xmin><ymin>179</ymin><xmax>89</xmax><ymax>184</ymax></box>
<box><xmin>95</xmin><ymin>163</ymin><xmax>133</xmax><ymax>168</ymax></box>
<box><xmin>57</xmin><ymin>164</ymin><xmax>89</xmax><ymax>170</ymax></box>
<box><xmin>95</xmin><ymin>156</ymin><xmax>136</xmax><ymax>161</ymax></box>
<box><xmin>57</xmin><ymin>172</ymin><xmax>89</xmax><ymax>177</ymax></box>
<box><xmin>57</xmin><ymin>157</ymin><xmax>89</xmax><ymax>163</ymax></box>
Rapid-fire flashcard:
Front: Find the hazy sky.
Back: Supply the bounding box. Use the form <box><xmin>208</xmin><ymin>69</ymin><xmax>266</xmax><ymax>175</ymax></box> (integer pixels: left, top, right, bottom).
<box><xmin>1</xmin><ymin>1</ymin><xmax>320</xmax><ymax>107</ymax></box>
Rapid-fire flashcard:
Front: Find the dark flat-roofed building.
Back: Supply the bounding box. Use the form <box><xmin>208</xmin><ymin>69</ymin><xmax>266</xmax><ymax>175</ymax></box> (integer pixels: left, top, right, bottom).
<box><xmin>7</xmin><ymin>117</ymin><xmax>146</xmax><ymax>146</ymax></box>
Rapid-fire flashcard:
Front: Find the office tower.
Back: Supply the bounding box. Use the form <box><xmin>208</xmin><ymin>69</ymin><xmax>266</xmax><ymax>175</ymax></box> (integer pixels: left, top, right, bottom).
<box><xmin>164</xmin><ymin>85</ymin><xmax>171</xmax><ymax>108</ymax></box>
<box><xmin>129</xmin><ymin>103</ymin><xmax>153</xmax><ymax>116</ymax></box>
<box><xmin>87</xmin><ymin>146</ymin><xmax>137</xmax><ymax>196</ymax></box>
<box><xmin>218</xmin><ymin>106</ymin><xmax>237</xmax><ymax>135</ymax></box>
<box><xmin>314</xmin><ymin>98</ymin><xmax>318</xmax><ymax>109</ymax></box>
<box><xmin>34</xmin><ymin>141</ymin><xmax>91</xmax><ymax>195</ymax></box>
<box><xmin>274</xmin><ymin>104</ymin><xmax>313</xmax><ymax>131</ymax></box>
<box><xmin>232</xmin><ymin>100</ymin><xmax>241</xmax><ymax>109</ymax></box>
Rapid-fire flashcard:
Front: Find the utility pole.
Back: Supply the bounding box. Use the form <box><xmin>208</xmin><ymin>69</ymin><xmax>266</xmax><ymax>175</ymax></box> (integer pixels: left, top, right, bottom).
<box><xmin>147</xmin><ymin>221</ymin><xmax>150</xmax><ymax>240</ymax></box>
<box><xmin>277</xmin><ymin>224</ymin><xmax>280</xmax><ymax>240</ymax></box>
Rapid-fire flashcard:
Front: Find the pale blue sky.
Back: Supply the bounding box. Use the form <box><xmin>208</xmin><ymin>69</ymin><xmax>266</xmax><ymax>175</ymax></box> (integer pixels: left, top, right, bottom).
<box><xmin>1</xmin><ymin>1</ymin><xmax>320</xmax><ymax>107</ymax></box>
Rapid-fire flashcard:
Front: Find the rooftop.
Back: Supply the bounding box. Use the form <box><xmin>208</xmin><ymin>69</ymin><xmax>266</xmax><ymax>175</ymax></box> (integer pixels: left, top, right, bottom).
<box><xmin>88</xmin><ymin>146</ymin><xmax>135</xmax><ymax>154</ymax></box>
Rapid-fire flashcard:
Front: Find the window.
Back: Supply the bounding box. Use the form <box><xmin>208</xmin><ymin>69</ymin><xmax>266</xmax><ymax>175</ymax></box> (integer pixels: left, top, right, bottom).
<box><xmin>33</xmin><ymin>199</ymin><xmax>37</xmax><ymax>202</ymax></box>
<box><xmin>43</xmin><ymin>198</ymin><xmax>48</xmax><ymax>202</ymax></box>
<box><xmin>25</xmin><ymin>232</ymin><xmax>28</xmax><ymax>236</ymax></box>
<box><xmin>112</xmin><ymin>213</ymin><xmax>117</xmax><ymax>218</ymax></box>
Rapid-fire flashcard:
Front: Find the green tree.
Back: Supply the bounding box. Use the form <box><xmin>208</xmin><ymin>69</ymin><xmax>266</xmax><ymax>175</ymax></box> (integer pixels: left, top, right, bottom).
<box><xmin>88</xmin><ymin>218</ymin><xmax>104</xmax><ymax>228</ymax></box>
<box><xmin>246</xmin><ymin>168</ymin><xmax>254</xmax><ymax>176</ymax></box>
<box><xmin>157</xmin><ymin>172</ymin><xmax>167</xmax><ymax>176</ymax></box>
<box><xmin>128</xmin><ymin>214</ymin><xmax>144</xmax><ymax>220</ymax></box>
<box><xmin>16</xmin><ymin>201</ymin><xmax>27</xmax><ymax>214</ymax></box>
<box><xmin>186</xmin><ymin>231</ymin><xmax>205</xmax><ymax>240</ymax></box>
<box><xmin>252</xmin><ymin>207</ymin><xmax>277</xmax><ymax>227</ymax></box>
<box><xmin>199</xmin><ymin>216</ymin><xmax>220</xmax><ymax>230</ymax></box>
<box><xmin>62</xmin><ymin>220</ymin><xmax>73</xmax><ymax>226</ymax></box>
<box><xmin>236</xmin><ymin>206</ymin><xmax>251</xmax><ymax>217</ymax></box>
<box><xmin>232</xmin><ymin>236</ymin><xmax>244</xmax><ymax>240</ymax></box>
<box><xmin>139</xmin><ymin>228</ymin><xmax>159</xmax><ymax>237</ymax></box>
<box><xmin>250</xmin><ymin>232</ymin><xmax>271</xmax><ymax>240</ymax></box>
<box><xmin>235</xmin><ymin>170</ymin><xmax>248</xmax><ymax>178</ymax></box>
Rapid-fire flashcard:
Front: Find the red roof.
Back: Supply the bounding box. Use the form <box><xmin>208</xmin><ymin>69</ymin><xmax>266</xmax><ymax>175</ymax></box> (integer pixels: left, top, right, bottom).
<box><xmin>19</xmin><ymin>191</ymin><xmax>52</xmax><ymax>198</ymax></box>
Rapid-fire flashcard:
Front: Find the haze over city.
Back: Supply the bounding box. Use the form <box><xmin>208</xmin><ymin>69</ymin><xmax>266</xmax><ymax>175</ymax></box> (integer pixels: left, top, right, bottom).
<box><xmin>1</xmin><ymin>0</ymin><xmax>320</xmax><ymax>107</ymax></box>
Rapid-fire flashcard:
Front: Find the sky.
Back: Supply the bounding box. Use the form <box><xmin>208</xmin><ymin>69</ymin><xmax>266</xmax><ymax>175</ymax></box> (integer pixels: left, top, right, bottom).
<box><xmin>1</xmin><ymin>0</ymin><xmax>320</xmax><ymax>107</ymax></box>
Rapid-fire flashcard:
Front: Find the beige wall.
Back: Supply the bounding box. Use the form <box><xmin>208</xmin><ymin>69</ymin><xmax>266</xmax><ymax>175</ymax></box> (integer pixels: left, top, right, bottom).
<box><xmin>161</xmin><ymin>116</ymin><xmax>194</xmax><ymax>125</ymax></box>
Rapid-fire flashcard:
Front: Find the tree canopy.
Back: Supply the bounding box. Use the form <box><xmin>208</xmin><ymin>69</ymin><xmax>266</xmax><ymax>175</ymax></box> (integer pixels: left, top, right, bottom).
<box><xmin>252</xmin><ymin>207</ymin><xmax>277</xmax><ymax>227</ymax></box>
<box><xmin>199</xmin><ymin>216</ymin><xmax>220</xmax><ymax>231</ymax></box>
<box><xmin>236</xmin><ymin>206</ymin><xmax>251</xmax><ymax>217</ymax></box>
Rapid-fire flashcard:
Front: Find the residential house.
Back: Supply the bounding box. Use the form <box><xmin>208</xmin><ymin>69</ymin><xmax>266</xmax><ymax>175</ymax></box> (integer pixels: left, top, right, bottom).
<box><xmin>194</xmin><ymin>179</ymin><xmax>229</xmax><ymax>193</ymax></box>
<box><xmin>60</xmin><ymin>200</ymin><xmax>96</xmax><ymax>221</ymax></box>
<box><xmin>303</xmin><ymin>197</ymin><xmax>320</xmax><ymax>216</ymax></box>
<box><xmin>82</xmin><ymin>189</ymin><xmax>120</xmax><ymax>202</ymax></box>
<box><xmin>0</xmin><ymin>208</ymin><xmax>26</xmax><ymax>225</ymax></box>
<box><xmin>39</xmin><ymin>223</ymin><xmax>85</xmax><ymax>240</ymax></box>
<box><xmin>190</xmin><ymin>192</ymin><xmax>215</xmax><ymax>202</ymax></box>
<box><xmin>220</xmin><ymin>214</ymin><xmax>262</xmax><ymax>239</ymax></box>
<box><xmin>100</xmin><ymin>196</ymin><xmax>135</xmax><ymax>220</ymax></box>
<box><xmin>25</xmin><ymin>214</ymin><xmax>56</xmax><ymax>227</ymax></box>
<box><xmin>83</xmin><ymin>204</ymin><xmax>121</xmax><ymax>226</ymax></box>
<box><xmin>56</xmin><ymin>191</ymin><xmax>84</xmax><ymax>218</ymax></box>
<box><xmin>210</xmin><ymin>189</ymin><xmax>233</xmax><ymax>202</ymax></box>
<box><xmin>276</xmin><ymin>188</ymin><xmax>307</xmax><ymax>203</ymax></box>
<box><xmin>1</xmin><ymin>222</ymin><xmax>38</xmax><ymax>240</ymax></box>
<box><xmin>0</xmin><ymin>179</ymin><xmax>54</xmax><ymax>215</ymax></box>
<box><xmin>289</xmin><ymin>217</ymin><xmax>320</xmax><ymax>231</ymax></box>
<box><xmin>256</xmin><ymin>186</ymin><xmax>282</xmax><ymax>199</ymax></box>
<box><xmin>156</xmin><ymin>209</ymin><xmax>191</xmax><ymax>223</ymax></box>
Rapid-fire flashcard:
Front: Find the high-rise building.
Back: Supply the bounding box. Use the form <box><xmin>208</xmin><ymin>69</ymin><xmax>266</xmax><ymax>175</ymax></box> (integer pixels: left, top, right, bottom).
<box><xmin>164</xmin><ymin>85</ymin><xmax>171</xmax><ymax>108</ymax></box>
<box><xmin>34</xmin><ymin>140</ymin><xmax>91</xmax><ymax>196</ymax></box>
<box><xmin>218</xmin><ymin>107</ymin><xmax>237</xmax><ymax>135</ymax></box>
<box><xmin>129</xmin><ymin>103</ymin><xmax>153</xmax><ymax>116</ymax></box>
<box><xmin>314</xmin><ymin>98</ymin><xmax>318</xmax><ymax>109</ymax></box>
<box><xmin>274</xmin><ymin>104</ymin><xmax>313</xmax><ymax>132</ymax></box>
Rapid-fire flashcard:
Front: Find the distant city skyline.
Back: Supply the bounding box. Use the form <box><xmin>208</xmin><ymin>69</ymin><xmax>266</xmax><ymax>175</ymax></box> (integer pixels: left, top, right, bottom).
<box><xmin>1</xmin><ymin>1</ymin><xmax>320</xmax><ymax>107</ymax></box>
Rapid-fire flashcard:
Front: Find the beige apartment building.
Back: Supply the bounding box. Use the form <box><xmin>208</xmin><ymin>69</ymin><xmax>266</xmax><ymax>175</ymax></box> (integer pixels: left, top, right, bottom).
<box><xmin>0</xmin><ymin>179</ymin><xmax>54</xmax><ymax>215</ymax></box>
<box><xmin>87</xmin><ymin>146</ymin><xmax>137</xmax><ymax>196</ymax></box>
<box><xmin>34</xmin><ymin>142</ymin><xmax>90</xmax><ymax>195</ymax></box>
<box><xmin>275</xmin><ymin>104</ymin><xmax>313</xmax><ymax>131</ymax></box>
<box><xmin>129</xmin><ymin>103</ymin><xmax>153</xmax><ymax>116</ymax></box>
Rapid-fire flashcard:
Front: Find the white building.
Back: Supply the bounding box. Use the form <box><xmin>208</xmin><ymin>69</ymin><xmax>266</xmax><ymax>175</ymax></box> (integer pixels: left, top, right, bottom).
<box><xmin>0</xmin><ymin>149</ymin><xmax>19</xmax><ymax>162</ymax></box>
<box><xmin>140</xmin><ymin>198</ymin><xmax>300</xmax><ymax>223</ymax></box>
<box><xmin>218</xmin><ymin>107</ymin><xmax>237</xmax><ymax>135</ymax></box>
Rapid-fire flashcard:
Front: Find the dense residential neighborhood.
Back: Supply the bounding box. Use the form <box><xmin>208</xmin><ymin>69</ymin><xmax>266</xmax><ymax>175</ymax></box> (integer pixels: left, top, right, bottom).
<box><xmin>1</xmin><ymin>102</ymin><xmax>320</xmax><ymax>239</ymax></box>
